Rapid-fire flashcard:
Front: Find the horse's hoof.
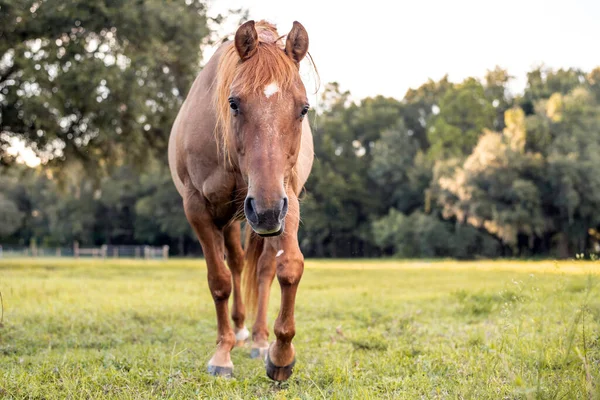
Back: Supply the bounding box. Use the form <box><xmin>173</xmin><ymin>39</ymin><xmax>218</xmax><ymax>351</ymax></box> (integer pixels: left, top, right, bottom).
<box><xmin>207</xmin><ymin>364</ymin><xmax>233</xmax><ymax>378</ymax></box>
<box><xmin>235</xmin><ymin>326</ymin><xmax>250</xmax><ymax>347</ymax></box>
<box><xmin>250</xmin><ymin>346</ymin><xmax>269</xmax><ymax>359</ymax></box>
<box><xmin>265</xmin><ymin>352</ymin><xmax>296</xmax><ymax>382</ymax></box>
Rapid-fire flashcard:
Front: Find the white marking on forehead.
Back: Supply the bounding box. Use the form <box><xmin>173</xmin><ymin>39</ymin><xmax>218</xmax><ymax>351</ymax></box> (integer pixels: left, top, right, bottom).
<box><xmin>276</xmin><ymin>249</ymin><xmax>284</xmax><ymax>257</ymax></box>
<box><xmin>264</xmin><ymin>82</ymin><xmax>279</xmax><ymax>98</ymax></box>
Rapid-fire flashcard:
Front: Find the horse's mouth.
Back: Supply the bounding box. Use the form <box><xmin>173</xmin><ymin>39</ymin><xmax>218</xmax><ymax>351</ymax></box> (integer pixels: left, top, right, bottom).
<box><xmin>257</xmin><ymin>228</ymin><xmax>283</xmax><ymax>237</ymax></box>
<box><xmin>253</xmin><ymin>223</ymin><xmax>284</xmax><ymax>237</ymax></box>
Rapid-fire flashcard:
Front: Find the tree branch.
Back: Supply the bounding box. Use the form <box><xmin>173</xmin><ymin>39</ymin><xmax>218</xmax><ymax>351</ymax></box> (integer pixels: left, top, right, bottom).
<box><xmin>0</xmin><ymin>63</ymin><xmax>16</xmax><ymax>85</ymax></box>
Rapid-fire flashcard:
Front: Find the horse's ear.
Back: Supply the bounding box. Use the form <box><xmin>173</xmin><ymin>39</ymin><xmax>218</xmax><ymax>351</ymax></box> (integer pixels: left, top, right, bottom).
<box><xmin>285</xmin><ymin>21</ymin><xmax>309</xmax><ymax>64</ymax></box>
<box><xmin>235</xmin><ymin>20</ymin><xmax>258</xmax><ymax>61</ymax></box>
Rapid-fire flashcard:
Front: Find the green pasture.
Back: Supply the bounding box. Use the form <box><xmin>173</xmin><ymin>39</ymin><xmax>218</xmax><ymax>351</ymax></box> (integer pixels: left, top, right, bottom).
<box><xmin>0</xmin><ymin>258</ymin><xmax>599</xmax><ymax>399</ymax></box>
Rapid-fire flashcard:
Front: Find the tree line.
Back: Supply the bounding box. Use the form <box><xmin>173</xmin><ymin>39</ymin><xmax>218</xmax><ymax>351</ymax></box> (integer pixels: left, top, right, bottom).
<box><xmin>2</xmin><ymin>1</ymin><xmax>600</xmax><ymax>258</ymax></box>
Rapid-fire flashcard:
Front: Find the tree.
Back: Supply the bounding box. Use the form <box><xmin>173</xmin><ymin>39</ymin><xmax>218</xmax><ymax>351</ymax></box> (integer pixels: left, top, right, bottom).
<box><xmin>0</xmin><ymin>159</ymin><xmax>199</xmax><ymax>253</ymax></box>
<box><xmin>371</xmin><ymin>209</ymin><xmax>499</xmax><ymax>259</ymax></box>
<box><xmin>434</xmin><ymin>83</ymin><xmax>600</xmax><ymax>258</ymax></box>
<box><xmin>369</xmin><ymin>120</ymin><xmax>431</xmax><ymax>214</ymax></box>
<box><xmin>427</xmin><ymin>77</ymin><xmax>496</xmax><ymax>160</ymax></box>
<box><xmin>0</xmin><ymin>0</ymin><xmax>210</xmax><ymax>175</ymax></box>
<box><xmin>519</xmin><ymin>67</ymin><xmax>586</xmax><ymax>115</ymax></box>
<box><xmin>589</xmin><ymin>67</ymin><xmax>600</xmax><ymax>102</ymax></box>
<box><xmin>0</xmin><ymin>193</ymin><xmax>23</xmax><ymax>237</ymax></box>
<box><xmin>134</xmin><ymin>162</ymin><xmax>193</xmax><ymax>254</ymax></box>
<box><xmin>484</xmin><ymin>66</ymin><xmax>513</xmax><ymax>131</ymax></box>
<box><xmin>300</xmin><ymin>84</ymin><xmax>404</xmax><ymax>257</ymax></box>
<box><xmin>402</xmin><ymin>75</ymin><xmax>453</xmax><ymax>150</ymax></box>
<box><xmin>434</xmin><ymin>116</ymin><xmax>546</xmax><ymax>253</ymax></box>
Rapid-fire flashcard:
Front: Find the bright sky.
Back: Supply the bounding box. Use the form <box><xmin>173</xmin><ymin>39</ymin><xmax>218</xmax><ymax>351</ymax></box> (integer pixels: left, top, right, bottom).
<box><xmin>207</xmin><ymin>0</ymin><xmax>600</xmax><ymax>101</ymax></box>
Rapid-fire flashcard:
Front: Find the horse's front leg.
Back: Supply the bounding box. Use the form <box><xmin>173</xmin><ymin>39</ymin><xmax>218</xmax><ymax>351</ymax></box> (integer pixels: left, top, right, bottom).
<box><xmin>265</xmin><ymin>192</ymin><xmax>304</xmax><ymax>381</ymax></box>
<box><xmin>224</xmin><ymin>222</ymin><xmax>249</xmax><ymax>346</ymax></box>
<box><xmin>250</xmin><ymin>242</ymin><xmax>276</xmax><ymax>359</ymax></box>
<box><xmin>184</xmin><ymin>194</ymin><xmax>236</xmax><ymax>377</ymax></box>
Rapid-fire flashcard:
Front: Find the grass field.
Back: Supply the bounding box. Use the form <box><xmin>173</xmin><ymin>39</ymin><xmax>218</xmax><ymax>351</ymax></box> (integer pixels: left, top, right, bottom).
<box><xmin>1</xmin><ymin>258</ymin><xmax>599</xmax><ymax>399</ymax></box>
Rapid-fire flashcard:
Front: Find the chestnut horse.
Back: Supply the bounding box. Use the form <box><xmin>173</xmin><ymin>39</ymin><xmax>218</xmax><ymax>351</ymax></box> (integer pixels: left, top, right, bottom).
<box><xmin>168</xmin><ymin>20</ymin><xmax>314</xmax><ymax>381</ymax></box>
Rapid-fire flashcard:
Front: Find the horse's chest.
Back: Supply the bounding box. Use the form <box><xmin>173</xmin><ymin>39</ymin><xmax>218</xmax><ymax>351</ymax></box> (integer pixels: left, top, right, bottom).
<box><xmin>201</xmin><ymin>170</ymin><xmax>247</xmax><ymax>222</ymax></box>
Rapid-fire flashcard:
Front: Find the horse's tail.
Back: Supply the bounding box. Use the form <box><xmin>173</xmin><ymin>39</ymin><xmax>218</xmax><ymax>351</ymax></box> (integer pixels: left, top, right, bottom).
<box><xmin>243</xmin><ymin>224</ymin><xmax>263</xmax><ymax>317</ymax></box>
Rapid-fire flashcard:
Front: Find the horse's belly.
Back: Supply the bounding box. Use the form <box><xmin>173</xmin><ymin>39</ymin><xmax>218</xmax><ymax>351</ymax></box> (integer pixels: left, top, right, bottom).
<box><xmin>168</xmin><ymin>114</ymin><xmax>186</xmax><ymax>197</ymax></box>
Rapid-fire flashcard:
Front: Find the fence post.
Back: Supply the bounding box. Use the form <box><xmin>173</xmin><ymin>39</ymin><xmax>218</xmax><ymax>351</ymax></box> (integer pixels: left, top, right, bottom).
<box><xmin>74</xmin><ymin>241</ymin><xmax>79</xmax><ymax>259</ymax></box>
<box><xmin>56</xmin><ymin>248</ymin><xmax>61</xmax><ymax>257</ymax></box>
<box><xmin>113</xmin><ymin>248</ymin><xmax>119</xmax><ymax>258</ymax></box>
<box><xmin>30</xmin><ymin>239</ymin><xmax>38</xmax><ymax>257</ymax></box>
<box><xmin>101</xmin><ymin>245</ymin><xmax>108</xmax><ymax>259</ymax></box>
<box><xmin>135</xmin><ymin>247</ymin><xmax>140</xmax><ymax>258</ymax></box>
<box><xmin>162</xmin><ymin>245</ymin><xmax>169</xmax><ymax>260</ymax></box>
<box><xmin>144</xmin><ymin>245</ymin><xmax>150</xmax><ymax>260</ymax></box>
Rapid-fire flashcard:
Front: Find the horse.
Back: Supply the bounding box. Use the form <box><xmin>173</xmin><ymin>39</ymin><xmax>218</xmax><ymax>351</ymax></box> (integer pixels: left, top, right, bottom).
<box><xmin>168</xmin><ymin>20</ymin><xmax>314</xmax><ymax>381</ymax></box>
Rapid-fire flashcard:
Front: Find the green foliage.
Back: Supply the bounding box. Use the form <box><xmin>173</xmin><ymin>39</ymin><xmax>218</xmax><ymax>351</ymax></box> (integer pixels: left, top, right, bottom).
<box><xmin>485</xmin><ymin>66</ymin><xmax>513</xmax><ymax>130</ymax></box>
<box><xmin>0</xmin><ymin>0</ymin><xmax>209</xmax><ymax>174</ymax></box>
<box><xmin>427</xmin><ymin>78</ymin><xmax>497</xmax><ymax>160</ymax></box>
<box><xmin>0</xmin><ymin>193</ymin><xmax>23</xmax><ymax>236</ymax></box>
<box><xmin>519</xmin><ymin>67</ymin><xmax>587</xmax><ymax>114</ymax></box>
<box><xmin>134</xmin><ymin>162</ymin><xmax>191</xmax><ymax>246</ymax></box>
<box><xmin>369</xmin><ymin>120</ymin><xmax>430</xmax><ymax>214</ymax></box>
<box><xmin>0</xmin><ymin>163</ymin><xmax>195</xmax><ymax>252</ymax></box>
<box><xmin>300</xmin><ymin>77</ymin><xmax>504</xmax><ymax>258</ymax></box>
<box><xmin>402</xmin><ymin>75</ymin><xmax>453</xmax><ymax>149</ymax></box>
<box><xmin>300</xmin><ymin>84</ymin><xmax>405</xmax><ymax>257</ymax></box>
<box><xmin>372</xmin><ymin>209</ymin><xmax>500</xmax><ymax>258</ymax></box>
<box><xmin>2</xmin><ymin>2</ymin><xmax>600</xmax><ymax>260</ymax></box>
<box><xmin>435</xmin><ymin>80</ymin><xmax>600</xmax><ymax>257</ymax></box>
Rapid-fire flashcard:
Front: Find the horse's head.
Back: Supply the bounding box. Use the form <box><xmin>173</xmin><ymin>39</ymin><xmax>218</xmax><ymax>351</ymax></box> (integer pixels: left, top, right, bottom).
<box><xmin>221</xmin><ymin>20</ymin><xmax>310</xmax><ymax>236</ymax></box>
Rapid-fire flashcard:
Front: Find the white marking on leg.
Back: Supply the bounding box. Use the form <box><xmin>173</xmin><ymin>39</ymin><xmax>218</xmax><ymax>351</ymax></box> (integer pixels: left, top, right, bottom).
<box><xmin>235</xmin><ymin>326</ymin><xmax>250</xmax><ymax>342</ymax></box>
<box><xmin>264</xmin><ymin>82</ymin><xmax>279</xmax><ymax>98</ymax></box>
<box><xmin>276</xmin><ymin>250</ymin><xmax>284</xmax><ymax>257</ymax></box>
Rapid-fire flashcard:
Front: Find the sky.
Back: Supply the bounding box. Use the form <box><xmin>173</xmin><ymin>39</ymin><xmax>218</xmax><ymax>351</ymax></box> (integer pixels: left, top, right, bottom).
<box><xmin>206</xmin><ymin>0</ymin><xmax>600</xmax><ymax>102</ymax></box>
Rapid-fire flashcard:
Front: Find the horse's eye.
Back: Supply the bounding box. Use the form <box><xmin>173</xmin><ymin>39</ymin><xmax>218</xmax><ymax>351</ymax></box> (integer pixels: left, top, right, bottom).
<box><xmin>228</xmin><ymin>98</ymin><xmax>239</xmax><ymax>114</ymax></box>
<box><xmin>301</xmin><ymin>105</ymin><xmax>310</xmax><ymax>117</ymax></box>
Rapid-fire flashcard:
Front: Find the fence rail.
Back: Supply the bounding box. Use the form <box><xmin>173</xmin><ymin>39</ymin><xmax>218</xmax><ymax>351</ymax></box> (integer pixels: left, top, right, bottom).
<box><xmin>0</xmin><ymin>243</ymin><xmax>169</xmax><ymax>259</ymax></box>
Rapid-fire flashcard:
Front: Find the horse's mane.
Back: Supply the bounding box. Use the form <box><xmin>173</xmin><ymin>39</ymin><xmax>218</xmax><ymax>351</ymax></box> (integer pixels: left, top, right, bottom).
<box><xmin>214</xmin><ymin>21</ymin><xmax>300</xmax><ymax>162</ymax></box>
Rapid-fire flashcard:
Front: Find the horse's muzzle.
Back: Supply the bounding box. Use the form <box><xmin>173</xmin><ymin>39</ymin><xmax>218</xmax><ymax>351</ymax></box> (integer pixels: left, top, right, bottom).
<box><xmin>244</xmin><ymin>196</ymin><xmax>288</xmax><ymax>236</ymax></box>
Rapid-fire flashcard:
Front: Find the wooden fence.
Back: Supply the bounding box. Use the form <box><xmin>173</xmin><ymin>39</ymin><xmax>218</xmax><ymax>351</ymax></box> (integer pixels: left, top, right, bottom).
<box><xmin>0</xmin><ymin>243</ymin><xmax>169</xmax><ymax>259</ymax></box>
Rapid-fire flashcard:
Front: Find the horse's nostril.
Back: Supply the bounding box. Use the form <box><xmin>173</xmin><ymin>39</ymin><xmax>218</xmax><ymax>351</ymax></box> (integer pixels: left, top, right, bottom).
<box><xmin>244</xmin><ymin>197</ymin><xmax>259</xmax><ymax>225</ymax></box>
<box><xmin>280</xmin><ymin>197</ymin><xmax>289</xmax><ymax>219</ymax></box>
